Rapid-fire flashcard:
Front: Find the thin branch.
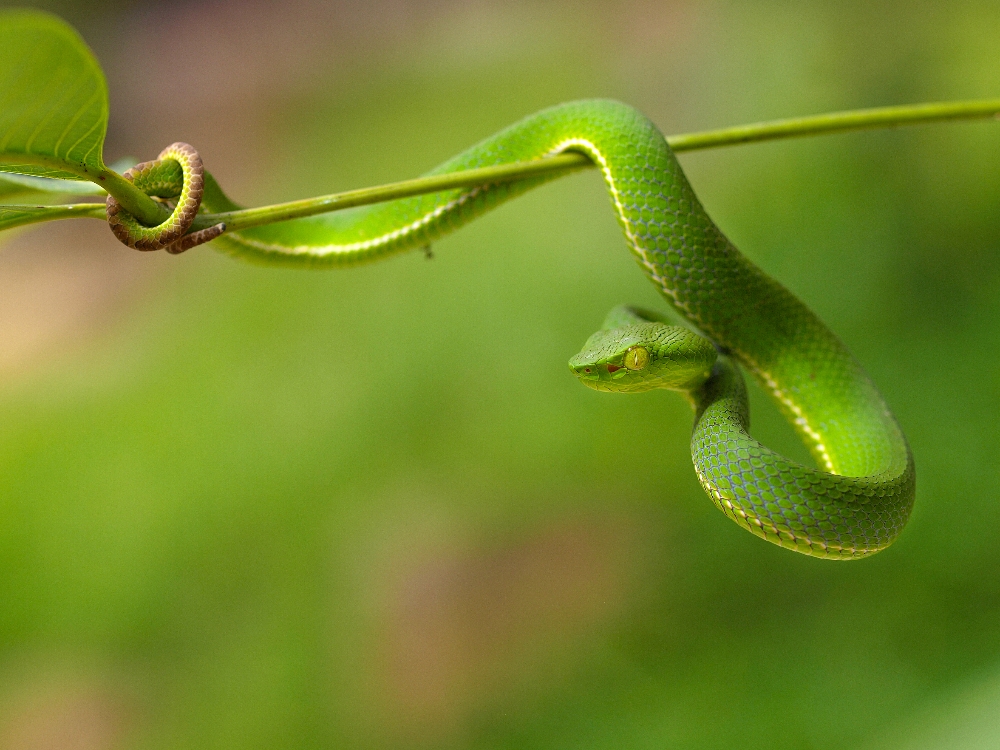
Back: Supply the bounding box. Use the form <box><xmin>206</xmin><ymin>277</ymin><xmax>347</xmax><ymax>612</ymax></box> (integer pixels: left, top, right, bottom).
<box><xmin>667</xmin><ymin>98</ymin><xmax>1000</xmax><ymax>151</ymax></box>
<box><xmin>196</xmin><ymin>98</ymin><xmax>1000</xmax><ymax>232</ymax></box>
<box><xmin>200</xmin><ymin>153</ymin><xmax>592</xmax><ymax>233</ymax></box>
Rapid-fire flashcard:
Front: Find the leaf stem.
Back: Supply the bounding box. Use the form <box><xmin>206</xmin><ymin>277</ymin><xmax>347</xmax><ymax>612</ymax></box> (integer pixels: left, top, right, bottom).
<box><xmin>0</xmin><ymin>153</ymin><xmax>168</xmax><ymax>225</ymax></box>
<box><xmin>97</xmin><ymin>168</ymin><xmax>168</xmax><ymax>225</ymax></box>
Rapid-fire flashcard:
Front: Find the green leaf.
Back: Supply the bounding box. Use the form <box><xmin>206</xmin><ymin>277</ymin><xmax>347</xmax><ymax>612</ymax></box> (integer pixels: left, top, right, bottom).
<box><xmin>0</xmin><ymin>176</ymin><xmax>40</xmax><ymax>202</ymax></box>
<box><xmin>0</xmin><ymin>203</ymin><xmax>104</xmax><ymax>233</ymax></box>
<box><xmin>0</xmin><ymin>172</ymin><xmax>105</xmax><ymax>200</ymax></box>
<box><xmin>0</xmin><ymin>10</ymin><xmax>109</xmax><ymax>181</ymax></box>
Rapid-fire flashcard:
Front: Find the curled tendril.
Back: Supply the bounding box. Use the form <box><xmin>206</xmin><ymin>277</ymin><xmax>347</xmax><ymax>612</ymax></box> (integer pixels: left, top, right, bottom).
<box><xmin>105</xmin><ymin>142</ymin><xmax>225</xmax><ymax>254</ymax></box>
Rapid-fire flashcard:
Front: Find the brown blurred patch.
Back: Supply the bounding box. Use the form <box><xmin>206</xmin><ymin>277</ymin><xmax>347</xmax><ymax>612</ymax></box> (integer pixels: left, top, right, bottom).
<box><xmin>366</xmin><ymin>510</ymin><xmax>648</xmax><ymax>741</ymax></box>
<box><xmin>0</xmin><ymin>220</ymin><xmax>159</xmax><ymax>377</ymax></box>
<box><xmin>0</xmin><ymin>673</ymin><xmax>130</xmax><ymax>750</ymax></box>
<box><xmin>103</xmin><ymin>0</ymin><xmax>455</xmax><ymax>194</ymax></box>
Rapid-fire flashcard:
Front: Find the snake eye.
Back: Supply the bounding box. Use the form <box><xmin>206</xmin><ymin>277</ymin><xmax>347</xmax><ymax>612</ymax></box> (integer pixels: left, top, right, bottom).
<box><xmin>624</xmin><ymin>346</ymin><xmax>650</xmax><ymax>371</ymax></box>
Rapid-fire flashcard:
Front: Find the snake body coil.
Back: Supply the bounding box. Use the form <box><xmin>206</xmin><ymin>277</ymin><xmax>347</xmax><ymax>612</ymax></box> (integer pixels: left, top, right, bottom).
<box><xmin>106</xmin><ymin>142</ymin><xmax>225</xmax><ymax>254</ymax></box>
<box><xmin>208</xmin><ymin>100</ymin><xmax>916</xmax><ymax>559</ymax></box>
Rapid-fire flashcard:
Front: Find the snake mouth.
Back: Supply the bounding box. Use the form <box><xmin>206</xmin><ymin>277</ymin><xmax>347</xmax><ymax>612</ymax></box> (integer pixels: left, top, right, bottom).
<box><xmin>569</xmin><ymin>362</ymin><xmax>602</xmax><ymax>382</ymax></box>
<box><xmin>569</xmin><ymin>361</ymin><xmax>630</xmax><ymax>384</ymax></box>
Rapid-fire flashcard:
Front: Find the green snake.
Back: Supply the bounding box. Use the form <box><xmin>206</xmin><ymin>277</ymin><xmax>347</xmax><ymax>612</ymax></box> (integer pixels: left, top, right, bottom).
<box><xmin>107</xmin><ymin>100</ymin><xmax>915</xmax><ymax>559</ymax></box>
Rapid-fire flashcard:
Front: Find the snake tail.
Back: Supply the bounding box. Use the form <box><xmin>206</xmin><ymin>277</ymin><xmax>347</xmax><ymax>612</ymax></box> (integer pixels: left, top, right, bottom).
<box><xmin>105</xmin><ymin>142</ymin><xmax>224</xmax><ymax>253</ymax></box>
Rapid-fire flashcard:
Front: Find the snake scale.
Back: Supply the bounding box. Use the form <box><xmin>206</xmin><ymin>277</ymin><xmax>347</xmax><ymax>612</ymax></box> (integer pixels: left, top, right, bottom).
<box><xmin>107</xmin><ymin>99</ymin><xmax>915</xmax><ymax>559</ymax></box>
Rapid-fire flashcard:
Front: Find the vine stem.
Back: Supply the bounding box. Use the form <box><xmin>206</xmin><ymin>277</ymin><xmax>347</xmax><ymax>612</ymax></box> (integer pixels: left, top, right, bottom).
<box><xmin>192</xmin><ymin>153</ymin><xmax>594</xmax><ymax>232</ymax></box>
<box><xmin>193</xmin><ymin>98</ymin><xmax>1000</xmax><ymax>233</ymax></box>
<box><xmin>12</xmin><ymin>98</ymin><xmax>1000</xmax><ymax>235</ymax></box>
<box><xmin>666</xmin><ymin>98</ymin><xmax>1000</xmax><ymax>150</ymax></box>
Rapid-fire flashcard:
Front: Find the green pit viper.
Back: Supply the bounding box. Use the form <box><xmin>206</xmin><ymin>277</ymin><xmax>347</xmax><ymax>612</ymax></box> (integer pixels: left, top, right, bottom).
<box><xmin>106</xmin><ymin>99</ymin><xmax>915</xmax><ymax>560</ymax></box>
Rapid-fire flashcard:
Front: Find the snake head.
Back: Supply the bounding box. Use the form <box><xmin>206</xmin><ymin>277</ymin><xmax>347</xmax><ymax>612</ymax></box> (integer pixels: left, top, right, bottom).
<box><xmin>569</xmin><ymin>322</ymin><xmax>717</xmax><ymax>394</ymax></box>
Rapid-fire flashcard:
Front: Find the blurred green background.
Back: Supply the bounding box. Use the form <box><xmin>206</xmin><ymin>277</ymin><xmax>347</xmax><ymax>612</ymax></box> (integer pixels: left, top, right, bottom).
<box><xmin>2</xmin><ymin>1</ymin><xmax>1000</xmax><ymax>748</ymax></box>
